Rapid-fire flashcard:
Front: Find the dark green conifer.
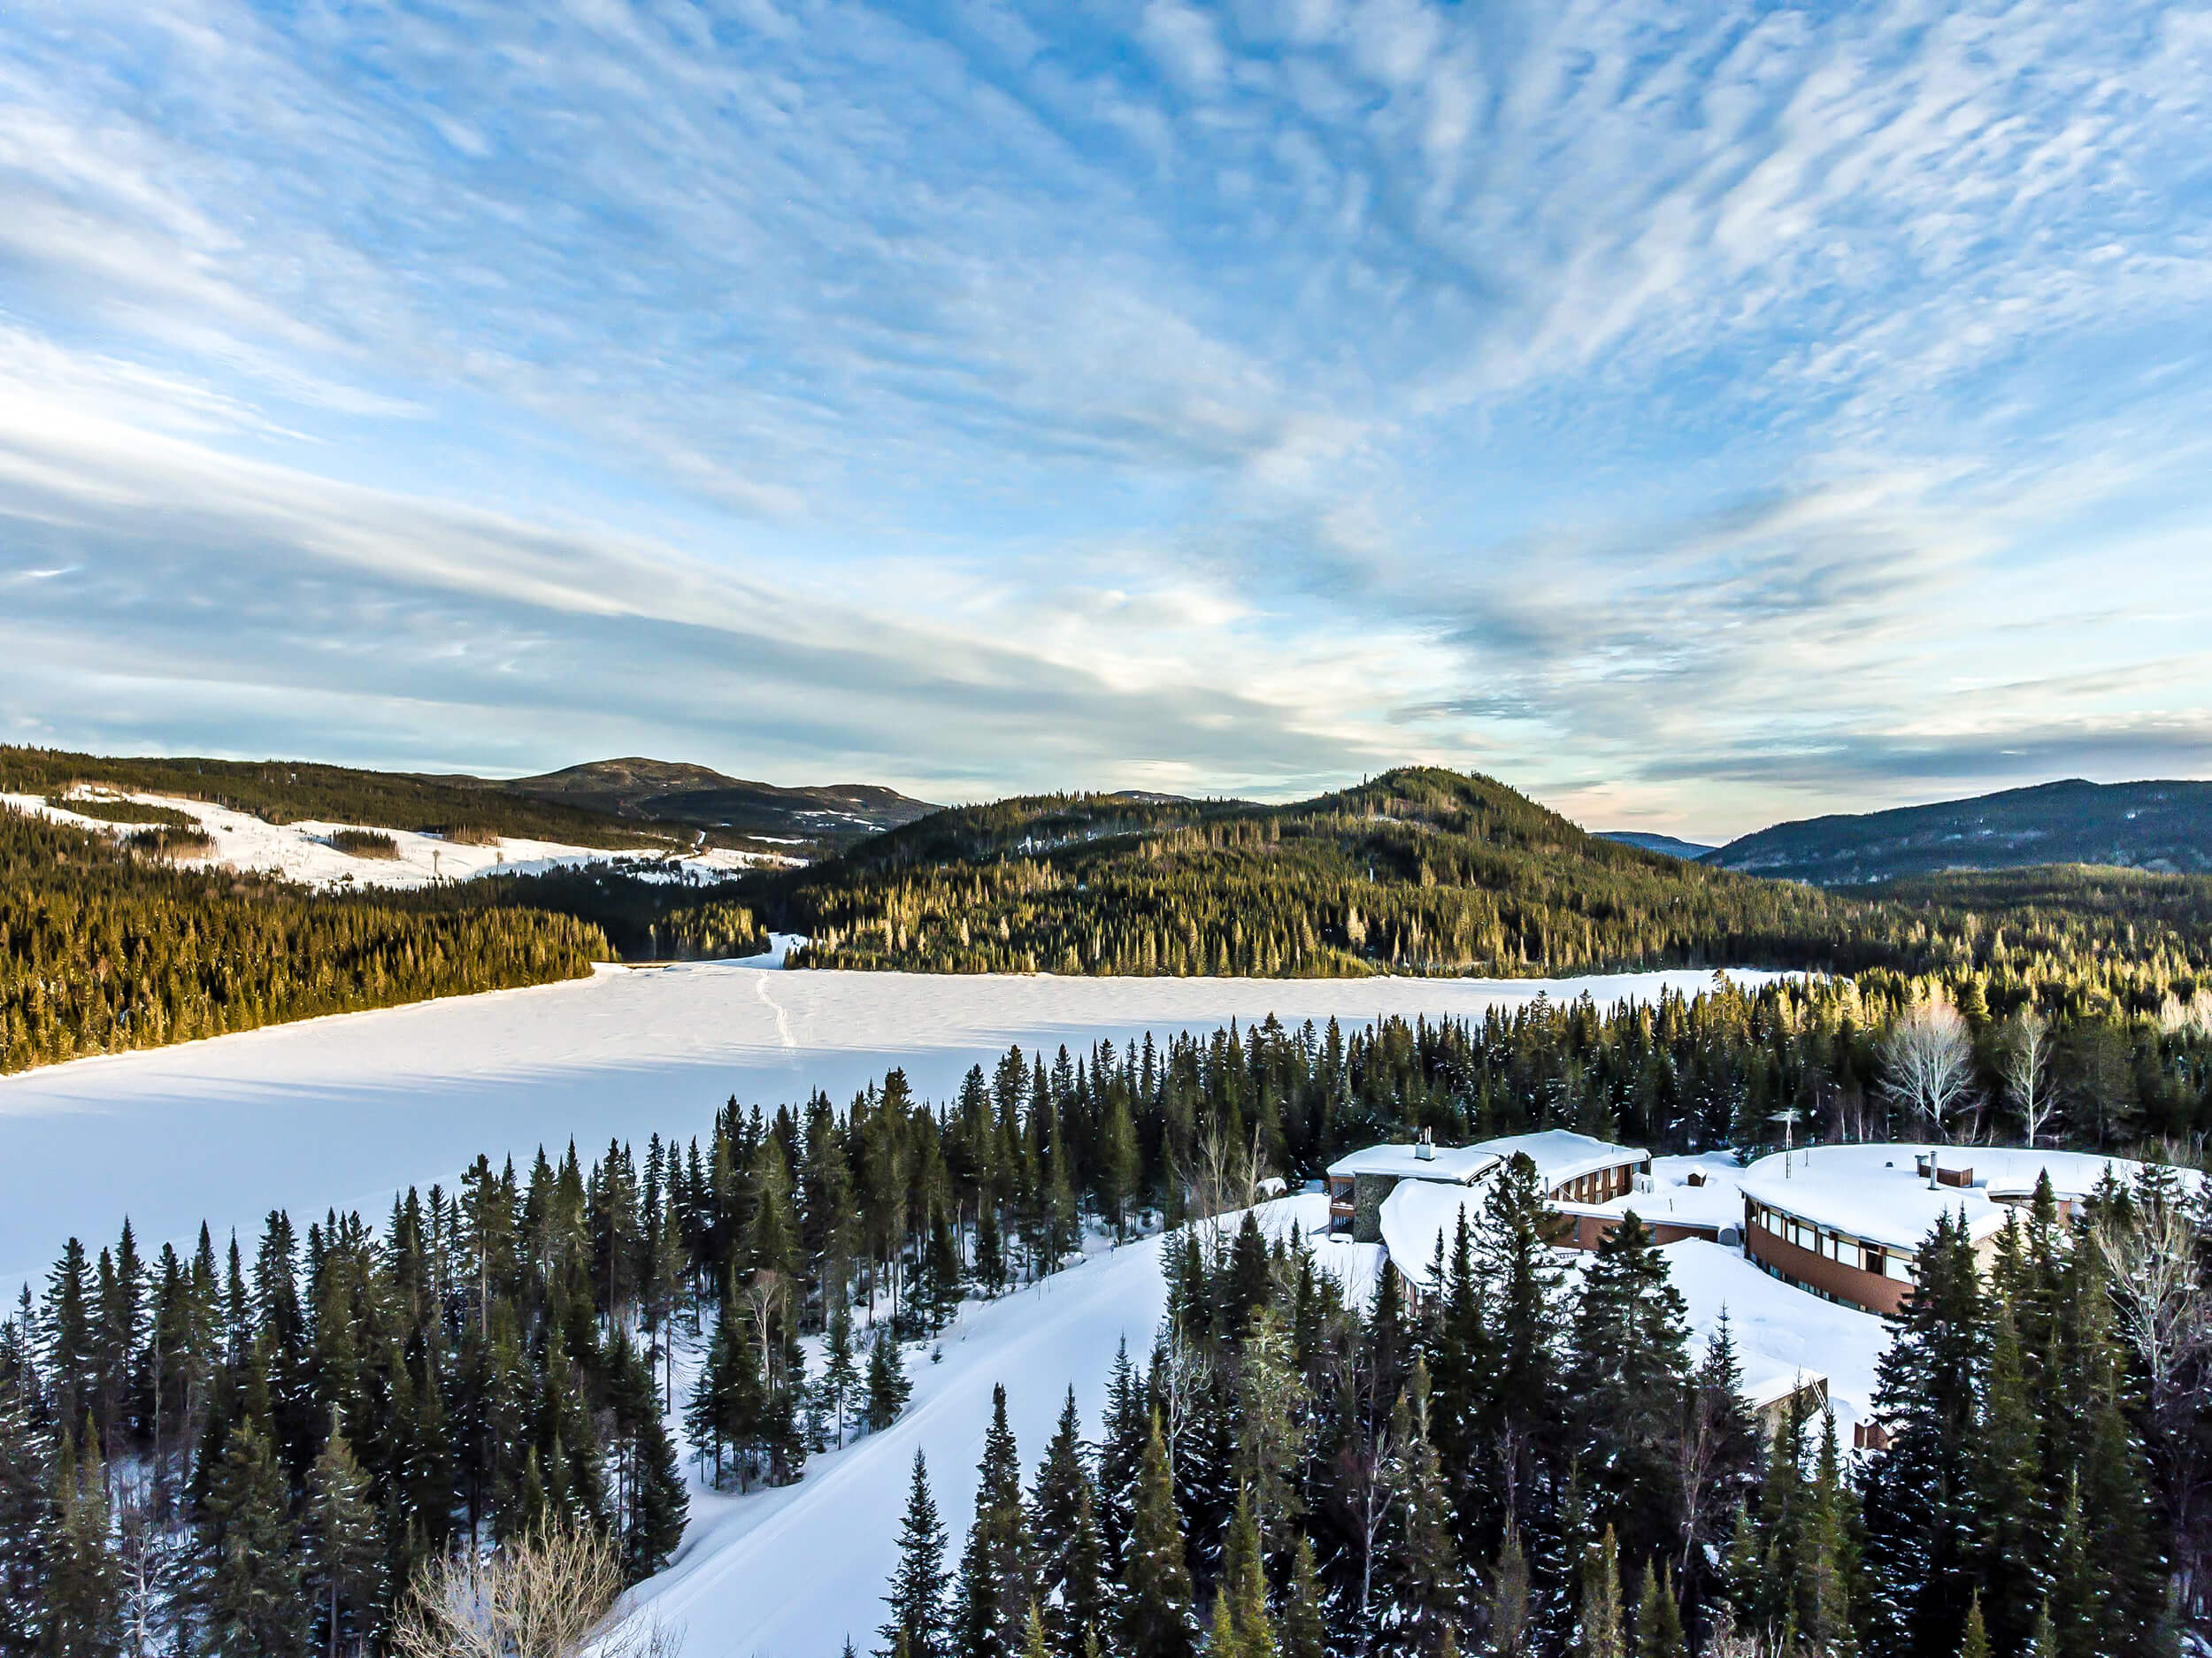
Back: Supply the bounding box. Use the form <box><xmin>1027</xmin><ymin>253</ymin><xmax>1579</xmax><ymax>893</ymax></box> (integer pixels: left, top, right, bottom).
<box><xmin>1117</xmin><ymin>1413</ymin><xmax>1196</xmax><ymax>1658</ymax></box>
<box><xmin>881</xmin><ymin>1449</ymin><xmax>951</xmax><ymax>1658</ymax></box>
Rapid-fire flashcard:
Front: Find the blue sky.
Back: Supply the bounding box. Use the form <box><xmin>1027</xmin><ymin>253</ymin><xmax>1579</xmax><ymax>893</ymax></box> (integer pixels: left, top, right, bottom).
<box><xmin>1</xmin><ymin>0</ymin><xmax>2208</xmax><ymax>840</ymax></box>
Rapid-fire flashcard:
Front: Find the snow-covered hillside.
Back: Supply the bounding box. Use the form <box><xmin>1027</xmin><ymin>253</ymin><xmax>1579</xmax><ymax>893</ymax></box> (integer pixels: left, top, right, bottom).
<box><xmin>4</xmin><ymin>788</ymin><xmax>788</xmax><ymax>889</ymax></box>
<box><xmin>0</xmin><ymin>962</ymin><xmax>1784</xmax><ymax>1293</ymax></box>
<box><xmin>621</xmin><ymin>1196</ymin><xmax>1888</xmax><ymax>1658</ymax></box>
<box><xmin>632</xmin><ymin>1194</ymin><xmax>1389</xmax><ymax>1658</ymax></box>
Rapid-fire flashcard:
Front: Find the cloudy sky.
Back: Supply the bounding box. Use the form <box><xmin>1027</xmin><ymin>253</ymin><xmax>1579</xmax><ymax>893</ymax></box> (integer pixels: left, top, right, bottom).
<box><xmin>2</xmin><ymin>0</ymin><xmax>2208</xmax><ymax>839</ymax></box>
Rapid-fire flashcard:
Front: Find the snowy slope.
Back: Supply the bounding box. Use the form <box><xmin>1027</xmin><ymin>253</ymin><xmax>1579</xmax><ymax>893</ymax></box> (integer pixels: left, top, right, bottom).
<box><xmin>618</xmin><ymin>1202</ymin><xmax>1882</xmax><ymax>1658</ymax></box>
<box><xmin>5</xmin><ymin>788</ymin><xmax>788</xmax><ymax>889</ymax></box>
<box><xmin>633</xmin><ymin>1196</ymin><xmax>1336</xmax><ymax>1658</ymax></box>
<box><xmin>0</xmin><ymin>962</ymin><xmax>1785</xmax><ymax>1296</ymax></box>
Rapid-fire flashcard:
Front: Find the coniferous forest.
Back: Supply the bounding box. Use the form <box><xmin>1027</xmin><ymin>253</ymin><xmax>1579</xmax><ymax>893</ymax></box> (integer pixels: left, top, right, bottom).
<box><xmin>780</xmin><ymin>771</ymin><xmax>2212</xmax><ymax>1002</ymax></box>
<box><xmin>3</xmin><ymin>972</ymin><xmax>2209</xmax><ymax>1654</ymax></box>
<box><xmin>0</xmin><ymin>809</ymin><xmax>613</xmax><ymax>1073</ymax></box>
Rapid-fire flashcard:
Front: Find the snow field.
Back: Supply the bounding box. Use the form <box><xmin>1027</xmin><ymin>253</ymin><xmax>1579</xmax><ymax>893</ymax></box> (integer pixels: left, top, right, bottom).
<box><xmin>0</xmin><ymin>962</ymin><xmax>1786</xmax><ymax>1292</ymax></box>
<box><xmin>5</xmin><ymin>787</ymin><xmax>788</xmax><ymax>891</ymax></box>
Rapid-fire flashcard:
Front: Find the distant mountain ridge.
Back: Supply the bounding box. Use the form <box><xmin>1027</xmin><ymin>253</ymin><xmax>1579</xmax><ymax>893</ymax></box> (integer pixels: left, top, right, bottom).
<box><xmin>478</xmin><ymin>756</ymin><xmax>937</xmax><ymax>847</ymax></box>
<box><xmin>1597</xmin><ymin>830</ymin><xmax>1718</xmax><ymax>860</ymax></box>
<box><xmin>1704</xmin><ymin>779</ymin><xmax>2212</xmax><ymax>885</ymax></box>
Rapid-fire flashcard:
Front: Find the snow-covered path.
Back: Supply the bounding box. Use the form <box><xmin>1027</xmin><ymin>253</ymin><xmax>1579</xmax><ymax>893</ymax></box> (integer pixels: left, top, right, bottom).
<box><xmin>641</xmin><ymin>1220</ymin><xmax>1173</xmax><ymax>1656</ymax></box>
<box><xmin>0</xmin><ymin>962</ymin><xmax>1782</xmax><ymax>1291</ymax></box>
<box><xmin>633</xmin><ymin>1194</ymin><xmax>1340</xmax><ymax>1658</ymax></box>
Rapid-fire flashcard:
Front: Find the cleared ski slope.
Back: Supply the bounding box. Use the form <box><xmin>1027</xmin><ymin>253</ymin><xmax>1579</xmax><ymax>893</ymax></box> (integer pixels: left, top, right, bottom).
<box><xmin>634</xmin><ymin>1204</ymin><xmax>1205</xmax><ymax>1658</ymax></box>
<box><xmin>0</xmin><ymin>960</ymin><xmax>1783</xmax><ymax>1290</ymax></box>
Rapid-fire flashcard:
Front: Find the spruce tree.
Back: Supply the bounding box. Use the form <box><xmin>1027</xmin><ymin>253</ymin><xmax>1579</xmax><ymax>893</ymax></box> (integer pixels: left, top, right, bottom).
<box><xmin>203</xmin><ymin>1416</ymin><xmax>303</xmax><ymax>1657</ymax></box>
<box><xmin>303</xmin><ymin>1420</ymin><xmax>381</xmax><ymax>1658</ymax></box>
<box><xmin>0</xmin><ymin>1335</ymin><xmax>53</xmax><ymax>1658</ymax></box>
<box><xmin>1099</xmin><ymin>1340</ymin><xmax>1148</xmax><ymax>1568</ymax></box>
<box><xmin>1033</xmin><ymin>1388</ymin><xmax>1093</xmax><ymax>1607</ymax></box>
<box><xmin>956</xmin><ymin>1385</ymin><xmax>1033</xmax><ymax>1658</ymax></box>
<box><xmin>45</xmin><ymin>1418</ymin><xmax>121</xmax><ymax>1658</ymax></box>
<box><xmin>606</xmin><ymin>1331</ymin><xmax>687</xmax><ymax>1579</ymax></box>
<box><xmin>882</xmin><ymin>1450</ymin><xmax>952</xmax><ymax>1658</ymax></box>
<box><xmin>1956</xmin><ymin>1594</ymin><xmax>1990</xmax><ymax>1658</ymax></box>
<box><xmin>867</xmin><ymin>1330</ymin><xmax>912</xmax><ymax>1433</ymax></box>
<box><xmin>1220</xmin><ymin>1486</ymin><xmax>1273</xmax><ymax>1658</ymax></box>
<box><xmin>1860</xmin><ymin>1214</ymin><xmax>1985</xmax><ymax>1658</ymax></box>
<box><xmin>1632</xmin><ymin>1562</ymin><xmax>1686</xmax><ymax>1658</ymax></box>
<box><xmin>1564</xmin><ymin>1214</ymin><xmax>1690</xmax><ymax>1575</ymax></box>
<box><xmin>1377</xmin><ymin>1381</ymin><xmax>1462</xmax><ymax>1657</ymax></box>
<box><xmin>1973</xmin><ymin>1295</ymin><xmax>2040</xmax><ymax>1654</ymax></box>
<box><xmin>1279</xmin><ymin>1533</ymin><xmax>1326</xmax><ymax>1658</ymax></box>
<box><xmin>1796</xmin><ymin>1412</ymin><xmax>1859</xmax><ymax>1657</ymax></box>
<box><xmin>1118</xmin><ymin>1413</ymin><xmax>1196</xmax><ymax>1658</ymax></box>
<box><xmin>1057</xmin><ymin>1483</ymin><xmax>1111</xmax><ymax>1658</ymax></box>
<box><xmin>1486</xmin><ymin>1520</ymin><xmax>1532</xmax><ymax>1658</ymax></box>
<box><xmin>825</xmin><ymin>1301</ymin><xmax>862</xmax><ymax>1447</ymax></box>
<box><xmin>1571</xmin><ymin>1525</ymin><xmax>1624</xmax><ymax>1658</ymax></box>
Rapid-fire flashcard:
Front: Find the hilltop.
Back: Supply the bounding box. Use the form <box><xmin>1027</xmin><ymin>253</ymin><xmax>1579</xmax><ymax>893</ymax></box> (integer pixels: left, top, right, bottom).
<box><xmin>776</xmin><ymin>766</ymin><xmax>2212</xmax><ymax>993</ymax></box>
<box><xmin>478</xmin><ymin>756</ymin><xmax>937</xmax><ymax>848</ymax></box>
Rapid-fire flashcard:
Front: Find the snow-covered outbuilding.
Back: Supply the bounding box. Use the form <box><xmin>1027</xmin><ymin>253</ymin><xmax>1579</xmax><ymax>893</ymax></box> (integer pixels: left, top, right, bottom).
<box><xmin>1738</xmin><ymin>1143</ymin><xmax>2196</xmax><ymax>1316</ymax></box>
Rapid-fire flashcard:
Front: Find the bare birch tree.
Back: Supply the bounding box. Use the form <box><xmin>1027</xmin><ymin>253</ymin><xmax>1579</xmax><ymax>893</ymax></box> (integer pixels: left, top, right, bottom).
<box><xmin>1878</xmin><ymin>998</ymin><xmax>1981</xmax><ymax>1142</ymax></box>
<box><xmin>2000</xmin><ymin>1007</ymin><xmax>2055</xmax><ymax>1148</ymax></box>
<box><xmin>2094</xmin><ymin>1179</ymin><xmax>2212</xmax><ymax>1608</ymax></box>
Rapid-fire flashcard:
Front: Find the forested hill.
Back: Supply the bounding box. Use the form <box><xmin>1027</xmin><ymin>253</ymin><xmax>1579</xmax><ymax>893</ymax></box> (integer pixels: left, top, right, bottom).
<box><xmin>478</xmin><ymin>756</ymin><xmax>938</xmax><ymax>848</ymax></box>
<box><xmin>780</xmin><ymin>767</ymin><xmax>2212</xmax><ymax>994</ymax></box>
<box><xmin>1705</xmin><ymin>777</ymin><xmax>2212</xmax><ymax>883</ymax></box>
<box><xmin>0</xmin><ymin>746</ymin><xmax>935</xmax><ymax>856</ymax></box>
<box><xmin>0</xmin><ymin>746</ymin><xmax>674</xmax><ymax>851</ymax></box>
<box><xmin>0</xmin><ymin>807</ymin><xmax>614</xmax><ymax>1072</ymax></box>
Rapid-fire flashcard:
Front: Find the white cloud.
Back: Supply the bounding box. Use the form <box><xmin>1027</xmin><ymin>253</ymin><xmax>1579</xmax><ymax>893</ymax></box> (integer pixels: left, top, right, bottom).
<box><xmin>0</xmin><ymin>0</ymin><xmax>2205</xmax><ymax>825</ymax></box>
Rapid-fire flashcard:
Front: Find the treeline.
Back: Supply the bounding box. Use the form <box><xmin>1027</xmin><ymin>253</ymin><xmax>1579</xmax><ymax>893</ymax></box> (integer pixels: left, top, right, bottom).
<box><xmin>0</xmin><ymin>808</ymin><xmax>611</xmax><ymax>1073</ymax></box>
<box><xmin>872</xmin><ymin>1156</ymin><xmax>2208</xmax><ymax>1658</ymax></box>
<box><xmin>475</xmin><ymin>865</ymin><xmax>767</xmax><ymax>963</ymax></box>
<box><xmin>0</xmin><ymin>746</ymin><xmax>671</xmax><ymax>850</ymax></box>
<box><xmin>780</xmin><ymin>771</ymin><xmax>2212</xmax><ymax>1002</ymax></box>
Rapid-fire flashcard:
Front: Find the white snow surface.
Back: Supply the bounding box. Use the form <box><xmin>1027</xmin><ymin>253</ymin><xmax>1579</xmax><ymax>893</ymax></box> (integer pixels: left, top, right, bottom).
<box><xmin>1655</xmin><ymin>1240</ymin><xmax>1889</xmax><ymax>1433</ymax></box>
<box><xmin>1584</xmin><ymin>1153</ymin><xmax>1751</xmax><ymax>1232</ymax></box>
<box><xmin>632</xmin><ymin>1196</ymin><xmax>1332</xmax><ymax>1658</ymax></box>
<box><xmin>1471</xmin><ymin>1128</ymin><xmax>1646</xmax><ymax>1192</ymax></box>
<box><xmin>5</xmin><ymin>788</ymin><xmax>788</xmax><ymax>889</ymax></box>
<box><xmin>0</xmin><ymin>962</ymin><xmax>1783</xmax><ymax>1293</ymax></box>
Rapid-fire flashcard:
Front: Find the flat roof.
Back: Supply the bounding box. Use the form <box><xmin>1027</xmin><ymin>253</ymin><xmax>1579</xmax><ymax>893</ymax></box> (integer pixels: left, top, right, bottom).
<box><xmin>1325</xmin><ymin>1142</ymin><xmax>1501</xmax><ymax>1183</ymax></box>
<box><xmin>1738</xmin><ymin>1143</ymin><xmax>2196</xmax><ymax>1254</ymax></box>
<box><xmin>1577</xmin><ymin>1152</ymin><xmax>1748</xmax><ymax>1229</ymax></box>
<box><xmin>1472</xmin><ymin>1128</ymin><xmax>1647</xmax><ymax>1191</ymax></box>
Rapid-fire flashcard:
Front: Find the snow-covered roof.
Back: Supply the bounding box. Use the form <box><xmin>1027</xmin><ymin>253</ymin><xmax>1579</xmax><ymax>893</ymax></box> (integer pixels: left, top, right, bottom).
<box><xmin>1376</xmin><ymin>1179</ymin><xmax>1488</xmax><ymax>1288</ymax></box>
<box><xmin>1552</xmin><ymin>1236</ymin><xmax>1884</xmax><ymax>1434</ymax></box>
<box><xmin>1578</xmin><ymin>1152</ymin><xmax>1748</xmax><ymax>1230</ymax></box>
<box><xmin>1312</xmin><ymin>1233</ymin><xmax>1394</xmax><ymax>1306</ymax></box>
<box><xmin>1738</xmin><ymin>1143</ymin><xmax>2197</xmax><ymax>1254</ymax></box>
<box><xmin>1325</xmin><ymin>1141</ymin><xmax>1501</xmax><ymax>1183</ymax></box>
<box><xmin>1471</xmin><ymin>1128</ymin><xmax>1647</xmax><ymax>1192</ymax></box>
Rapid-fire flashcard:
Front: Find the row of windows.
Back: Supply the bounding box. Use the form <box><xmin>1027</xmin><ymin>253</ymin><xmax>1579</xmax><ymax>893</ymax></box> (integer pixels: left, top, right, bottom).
<box><xmin>1748</xmin><ymin>1201</ymin><xmax>1915</xmax><ymax>1282</ymax></box>
<box><xmin>1555</xmin><ymin>1162</ymin><xmax>1637</xmax><ymax>1206</ymax></box>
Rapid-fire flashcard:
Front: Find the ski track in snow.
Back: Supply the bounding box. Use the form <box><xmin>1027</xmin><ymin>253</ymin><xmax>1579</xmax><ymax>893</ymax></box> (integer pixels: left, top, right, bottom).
<box><xmin>0</xmin><ymin>961</ymin><xmax>1788</xmax><ymax>1291</ymax></box>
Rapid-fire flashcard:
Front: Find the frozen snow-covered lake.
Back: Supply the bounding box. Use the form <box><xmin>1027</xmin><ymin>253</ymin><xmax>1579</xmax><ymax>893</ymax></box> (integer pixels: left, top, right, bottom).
<box><xmin>0</xmin><ymin>960</ymin><xmax>1783</xmax><ymax>1290</ymax></box>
